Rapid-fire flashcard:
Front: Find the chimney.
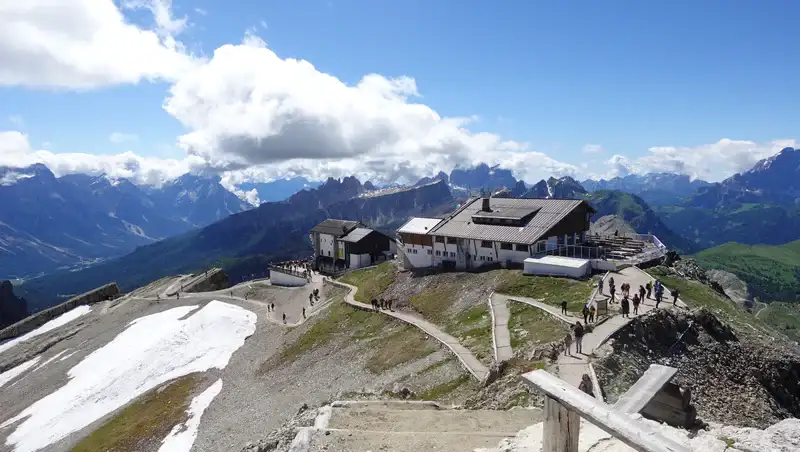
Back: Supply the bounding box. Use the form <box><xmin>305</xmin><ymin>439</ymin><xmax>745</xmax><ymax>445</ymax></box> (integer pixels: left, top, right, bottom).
<box><xmin>481</xmin><ymin>197</ymin><xmax>491</xmax><ymax>212</ymax></box>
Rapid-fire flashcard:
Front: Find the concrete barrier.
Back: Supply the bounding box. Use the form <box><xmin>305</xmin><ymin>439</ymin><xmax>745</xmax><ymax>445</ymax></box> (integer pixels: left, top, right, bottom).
<box><xmin>0</xmin><ymin>282</ymin><xmax>119</xmax><ymax>342</ymax></box>
<box><xmin>183</xmin><ymin>268</ymin><xmax>230</xmax><ymax>293</ymax></box>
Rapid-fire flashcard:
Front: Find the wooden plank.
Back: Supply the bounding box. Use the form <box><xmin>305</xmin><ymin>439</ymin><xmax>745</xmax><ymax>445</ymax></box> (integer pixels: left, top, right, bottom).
<box><xmin>588</xmin><ymin>363</ymin><xmax>605</xmax><ymax>403</ymax></box>
<box><xmin>522</xmin><ymin>370</ymin><xmax>690</xmax><ymax>452</ymax></box>
<box><xmin>543</xmin><ymin>396</ymin><xmax>580</xmax><ymax>452</ymax></box>
<box><xmin>613</xmin><ymin>364</ymin><xmax>678</xmax><ymax>414</ymax></box>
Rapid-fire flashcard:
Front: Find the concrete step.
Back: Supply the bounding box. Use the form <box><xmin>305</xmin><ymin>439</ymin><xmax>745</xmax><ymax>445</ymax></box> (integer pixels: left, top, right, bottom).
<box><xmin>327</xmin><ymin>405</ymin><xmax>543</xmax><ymax>434</ymax></box>
<box><xmin>307</xmin><ymin>429</ymin><xmax>512</xmax><ymax>452</ymax></box>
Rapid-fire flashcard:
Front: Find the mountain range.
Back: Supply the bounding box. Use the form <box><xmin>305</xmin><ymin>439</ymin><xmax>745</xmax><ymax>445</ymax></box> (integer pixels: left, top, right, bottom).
<box><xmin>0</xmin><ymin>164</ymin><xmax>251</xmax><ymax>279</ymax></box>
<box><xmin>581</xmin><ymin>173</ymin><xmax>712</xmax><ymax>206</ymax></box>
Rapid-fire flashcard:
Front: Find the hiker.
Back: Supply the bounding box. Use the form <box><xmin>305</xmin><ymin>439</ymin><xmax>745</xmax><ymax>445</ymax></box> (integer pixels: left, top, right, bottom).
<box><xmin>632</xmin><ymin>294</ymin><xmax>640</xmax><ymax>315</ymax></box>
<box><xmin>302</xmin><ymin>307</ymin><xmax>306</xmax><ymax>319</ymax></box>
<box><xmin>561</xmin><ymin>299</ymin><xmax>568</xmax><ymax>315</ymax></box>
<box><xmin>671</xmin><ymin>288</ymin><xmax>680</xmax><ymax>305</ymax></box>
<box><xmin>573</xmin><ymin>322</ymin><xmax>585</xmax><ymax>354</ymax></box>
<box><xmin>578</xmin><ymin>374</ymin><xmax>594</xmax><ymax>397</ymax></box>
<box><xmin>582</xmin><ymin>304</ymin><xmax>589</xmax><ymax>324</ymax></box>
<box><xmin>379</xmin><ymin>297</ymin><xmax>386</xmax><ymax>309</ymax></box>
<box><xmin>614</xmin><ymin>229</ymin><xmax>619</xmax><ymax>237</ymax></box>
<box><xmin>283</xmin><ymin>313</ymin><xmax>287</xmax><ymax>324</ymax></box>
<box><xmin>563</xmin><ymin>332</ymin><xmax>573</xmax><ymax>356</ymax></box>
<box><xmin>371</xmin><ymin>298</ymin><xmax>377</xmax><ymax>310</ymax></box>
<box><xmin>176</xmin><ymin>292</ymin><xmax>180</xmax><ymax>300</ymax></box>
<box><xmin>309</xmin><ymin>293</ymin><xmax>314</xmax><ymax>304</ymax></box>
<box><xmin>314</xmin><ymin>288</ymin><xmax>319</xmax><ymax>300</ymax></box>
<box><xmin>623</xmin><ymin>282</ymin><xmax>630</xmax><ymax>297</ymax></box>
<box><xmin>609</xmin><ymin>276</ymin><xmax>615</xmax><ymax>288</ymax></box>
<box><xmin>646</xmin><ymin>281</ymin><xmax>652</xmax><ymax>299</ymax></box>
<box><xmin>589</xmin><ymin>305</ymin><xmax>596</xmax><ymax>323</ymax></box>
<box><xmin>271</xmin><ymin>303</ymin><xmax>275</xmax><ymax>311</ymax></box>
<box><xmin>639</xmin><ymin>285</ymin><xmax>646</xmax><ymax>302</ymax></box>
<box><xmin>655</xmin><ymin>286</ymin><xmax>663</xmax><ymax>308</ymax></box>
<box><xmin>621</xmin><ymin>296</ymin><xmax>630</xmax><ymax>318</ymax></box>
<box><xmin>598</xmin><ymin>278</ymin><xmax>604</xmax><ymax>295</ymax></box>
<box><xmin>609</xmin><ymin>285</ymin><xmax>616</xmax><ymax>303</ymax></box>
<box><xmin>388</xmin><ymin>299</ymin><xmax>393</xmax><ymax>311</ymax></box>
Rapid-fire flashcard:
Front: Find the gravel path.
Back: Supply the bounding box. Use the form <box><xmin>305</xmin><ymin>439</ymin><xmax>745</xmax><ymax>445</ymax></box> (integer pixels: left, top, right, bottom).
<box><xmin>488</xmin><ymin>295</ymin><xmax>512</xmax><ymax>363</ymax></box>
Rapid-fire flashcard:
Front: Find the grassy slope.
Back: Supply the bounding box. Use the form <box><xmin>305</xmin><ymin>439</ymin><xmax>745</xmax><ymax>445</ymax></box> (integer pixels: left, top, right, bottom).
<box><xmin>693</xmin><ymin>240</ymin><xmax>800</xmax><ymax>302</ymax></box>
<box><xmin>757</xmin><ymin>302</ymin><xmax>800</xmax><ymax>342</ymax></box>
<box><xmin>339</xmin><ymin>265</ymin><xmax>592</xmax><ymax>365</ymax></box>
<box><xmin>71</xmin><ymin>375</ymin><xmax>201</xmax><ymax>452</ymax></box>
<box><xmin>646</xmin><ymin>267</ymin><xmax>780</xmax><ymax>337</ymax></box>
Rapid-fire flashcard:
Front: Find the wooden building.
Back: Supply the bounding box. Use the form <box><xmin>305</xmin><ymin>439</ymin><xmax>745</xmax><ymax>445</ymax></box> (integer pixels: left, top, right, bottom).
<box><xmin>310</xmin><ymin>219</ymin><xmax>394</xmax><ymax>272</ymax></box>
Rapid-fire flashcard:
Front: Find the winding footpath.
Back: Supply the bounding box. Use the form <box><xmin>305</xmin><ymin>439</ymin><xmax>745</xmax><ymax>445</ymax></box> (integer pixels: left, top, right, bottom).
<box><xmin>487</xmin><ymin>295</ymin><xmax>513</xmax><ymax>363</ymax></box>
<box><xmin>328</xmin><ymin>280</ymin><xmax>490</xmax><ymax>382</ymax></box>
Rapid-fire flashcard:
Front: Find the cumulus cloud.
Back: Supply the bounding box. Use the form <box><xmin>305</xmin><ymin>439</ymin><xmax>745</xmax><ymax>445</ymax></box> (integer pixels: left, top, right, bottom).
<box><xmin>161</xmin><ymin>33</ymin><xmax>577</xmax><ymax>185</ymax></box>
<box><xmin>109</xmin><ymin>132</ymin><xmax>139</xmax><ymax>144</ymax></box>
<box><xmin>0</xmin><ymin>0</ymin><xmax>197</xmax><ymax>89</ymax></box>
<box><xmin>0</xmin><ymin>131</ymin><xmax>199</xmax><ymax>186</ymax></box>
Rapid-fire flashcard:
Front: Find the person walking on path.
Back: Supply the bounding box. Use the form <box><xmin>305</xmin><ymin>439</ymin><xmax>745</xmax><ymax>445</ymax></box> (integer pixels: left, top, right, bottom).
<box><xmin>598</xmin><ymin>278</ymin><xmax>604</xmax><ymax>295</ymax></box>
<box><xmin>309</xmin><ymin>293</ymin><xmax>314</xmax><ymax>304</ymax></box>
<box><xmin>621</xmin><ymin>296</ymin><xmax>630</xmax><ymax>318</ymax></box>
<box><xmin>639</xmin><ymin>285</ymin><xmax>646</xmax><ymax>302</ymax></box>
<box><xmin>573</xmin><ymin>322</ymin><xmax>585</xmax><ymax>354</ymax></box>
<box><xmin>271</xmin><ymin>303</ymin><xmax>275</xmax><ymax>312</ymax></box>
<box><xmin>646</xmin><ymin>281</ymin><xmax>652</xmax><ymax>299</ymax></box>
<box><xmin>379</xmin><ymin>297</ymin><xmax>385</xmax><ymax>310</ymax></box>
<box><xmin>609</xmin><ymin>285</ymin><xmax>616</xmax><ymax>303</ymax></box>
<box><xmin>671</xmin><ymin>288</ymin><xmax>680</xmax><ymax>305</ymax></box>
<box><xmin>609</xmin><ymin>277</ymin><xmax>615</xmax><ymax>290</ymax></box>
<box><xmin>589</xmin><ymin>305</ymin><xmax>596</xmax><ymax>323</ymax></box>
<box><xmin>371</xmin><ymin>298</ymin><xmax>377</xmax><ymax>310</ymax></box>
<box><xmin>578</xmin><ymin>374</ymin><xmax>594</xmax><ymax>396</ymax></box>
<box><xmin>282</xmin><ymin>313</ymin><xmax>287</xmax><ymax>324</ymax></box>
<box><xmin>563</xmin><ymin>332</ymin><xmax>573</xmax><ymax>356</ymax></box>
<box><xmin>582</xmin><ymin>304</ymin><xmax>589</xmax><ymax>324</ymax></box>
<box><xmin>632</xmin><ymin>294</ymin><xmax>641</xmax><ymax>315</ymax></box>
<box><xmin>561</xmin><ymin>299</ymin><xmax>568</xmax><ymax>315</ymax></box>
<box><xmin>388</xmin><ymin>299</ymin><xmax>393</xmax><ymax>311</ymax></box>
<box><xmin>302</xmin><ymin>307</ymin><xmax>306</xmax><ymax>319</ymax></box>
<box><xmin>655</xmin><ymin>286</ymin><xmax>663</xmax><ymax>308</ymax></box>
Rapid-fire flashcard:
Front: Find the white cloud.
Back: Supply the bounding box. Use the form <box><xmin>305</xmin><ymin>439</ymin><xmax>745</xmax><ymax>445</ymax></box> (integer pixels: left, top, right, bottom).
<box><xmin>0</xmin><ymin>131</ymin><xmax>200</xmax><ymax>186</ymax></box>
<box><xmin>109</xmin><ymin>132</ymin><xmax>139</xmax><ymax>144</ymax></box>
<box><xmin>595</xmin><ymin>138</ymin><xmax>796</xmax><ymax>182</ymax></box>
<box><xmin>0</xmin><ymin>0</ymin><xmax>197</xmax><ymax>89</ymax></box>
<box><xmin>581</xmin><ymin>144</ymin><xmax>604</xmax><ymax>154</ymax></box>
<box><xmin>194</xmin><ymin>8</ymin><xmax>207</xmax><ymax>16</ymax></box>
<box><xmin>162</xmin><ymin>33</ymin><xmax>577</xmax><ymax>185</ymax></box>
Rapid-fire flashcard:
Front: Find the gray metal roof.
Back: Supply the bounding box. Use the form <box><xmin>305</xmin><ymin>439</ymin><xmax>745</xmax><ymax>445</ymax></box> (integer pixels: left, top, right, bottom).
<box><xmin>339</xmin><ymin>227</ymin><xmax>374</xmax><ymax>243</ymax></box>
<box><xmin>310</xmin><ymin>219</ymin><xmax>361</xmax><ymax>237</ymax></box>
<box><xmin>428</xmin><ymin>197</ymin><xmax>587</xmax><ymax>244</ymax></box>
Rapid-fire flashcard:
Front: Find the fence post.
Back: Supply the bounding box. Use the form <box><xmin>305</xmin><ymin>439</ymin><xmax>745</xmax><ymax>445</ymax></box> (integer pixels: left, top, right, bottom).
<box><xmin>543</xmin><ymin>396</ymin><xmax>580</xmax><ymax>452</ymax></box>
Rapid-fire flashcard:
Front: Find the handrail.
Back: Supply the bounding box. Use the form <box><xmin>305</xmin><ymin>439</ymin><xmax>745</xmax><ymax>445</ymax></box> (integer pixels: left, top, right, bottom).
<box><xmin>521</xmin><ymin>370</ymin><xmax>690</xmax><ymax>452</ymax></box>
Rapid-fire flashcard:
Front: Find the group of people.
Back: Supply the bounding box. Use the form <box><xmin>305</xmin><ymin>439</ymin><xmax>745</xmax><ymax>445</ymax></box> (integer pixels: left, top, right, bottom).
<box><xmin>370</xmin><ymin>297</ymin><xmax>394</xmax><ymax>311</ymax></box>
<box><xmin>599</xmin><ymin>276</ymin><xmax>680</xmax><ymax>318</ymax></box>
<box><xmin>308</xmin><ymin>288</ymin><xmax>320</xmax><ymax>305</ymax></box>
<box><xmin>564</xmin><ymin>321</ymin><xmax>586</xmax><ymax>355</ymax></box>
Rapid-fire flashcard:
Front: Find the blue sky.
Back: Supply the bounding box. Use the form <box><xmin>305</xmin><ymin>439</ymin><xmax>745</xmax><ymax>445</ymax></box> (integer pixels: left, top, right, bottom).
<box><xmin>1</xmin><ymin>0</ymin><xmax>798</xmax><ymax>185</ymax></box>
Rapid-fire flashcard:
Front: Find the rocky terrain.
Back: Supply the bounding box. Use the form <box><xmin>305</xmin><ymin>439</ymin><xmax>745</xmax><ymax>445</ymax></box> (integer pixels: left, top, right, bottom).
<box><xmin>0</xmin><ymin>282</ymin><xmax>27</xmax><ymax>329</ymax></box>
<box><xmin>594</xmin><ymin>307</ymin><xmax>800</xmax><ymax>429</ymax></box>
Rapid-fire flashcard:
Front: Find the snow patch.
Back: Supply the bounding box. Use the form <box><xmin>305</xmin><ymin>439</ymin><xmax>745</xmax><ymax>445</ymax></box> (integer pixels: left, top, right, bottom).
<box><xmin>58</xmin><ymin>351</ymin><xmax>78</xmax><ymax>362</ymax></box>
<box><xmin>0</xmin><ymin>305</ymin><xmax>92</xmax><ymax>357</ymax></box>
<box><xmin>0</xmin><ymin>301</ymin><xmax>256</xmax><ymax>452</ymax></box>
<box><xmin>157</xmin><ymin>379</ymin><xmax>223</xmax><ymax>452</ymax></box>
<box><xmin>0</xmin><ymin>356</ymin><xmax>42</xmax><ymax>389</ymax></box>
<box><xmin>29</xmin><ymin>350</ymin><xmax>70</xmax><ymax>374</ymax></box>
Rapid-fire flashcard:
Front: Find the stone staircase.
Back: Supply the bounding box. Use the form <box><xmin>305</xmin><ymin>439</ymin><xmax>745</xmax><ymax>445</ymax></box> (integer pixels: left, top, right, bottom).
<box><xmin>301</xmin><ymin>401</ymin><xmax>543</xmax><ymax>452</ymax></box>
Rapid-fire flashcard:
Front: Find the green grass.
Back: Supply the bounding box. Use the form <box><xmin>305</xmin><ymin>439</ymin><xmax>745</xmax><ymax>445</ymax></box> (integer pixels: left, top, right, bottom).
<box><xmin>365</xmin><ymin>325</ymin><xmax>437</xmax><ymax>374</ymax></box>
<box><xmin>71</xmin><ymin>375</ymin><xmax>200</xmax><ymax>452</ymax></box>
<box><xmin>272</xmin><ymin>294</ymin><xmax>393</xmax><ymax>367</ymax></box>
<box><xmin>444</xmin><ymin>304</ymin><xmax>494</xmax><ymax>364</ymax></box>
<box><xmin>507</xmin><ymin>302</ymin><xmax>569</xmax><ymax>349</ymax></box>
<box><xmin>414</xmin><ymin>375</ymin><xmax>472</xmax><ymax>401</ymax></box>
<box><xmin>647</xmin><ymin>267</ymin><xmax>778</xmax><ymax>335</ymax></box>
<box><xmin>496</xmin><ymin>272</ymin><xmax>596</xmax><ymax>312</ymax></box>
<box><xmin>756</xmin><ymin>302</ymin><xmax>800</xmax><ymax>342</ymax></box>
<box><xmin>694</xmin><ymin>240</ymin><xmax>800</xmax><ymax>302</ymax></box>
<box><xmin>339</xmin><ymin>262</ymin><xmax>396</xmax><ymax>303</ymax></box>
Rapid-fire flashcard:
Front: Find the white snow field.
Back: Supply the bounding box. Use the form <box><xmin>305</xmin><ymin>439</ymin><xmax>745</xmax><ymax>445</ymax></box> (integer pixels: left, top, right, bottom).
<box><xmin>485</xmin><ymin>414</ymin><xmax>800</xmax><ymax>452</ymax></box>
<box><xmin>1</xmin><ymin>300</ymin><xmax>256</xmax><ymax>452</ymax></box>
<box><xmin>0</xmin><ymin>305</ymin><xmax>92</xmax><ymax>357</ymax></box>
<box><xmin>0</xmin><ymin>356</ymin><xmax>42</xmax><ymax>389</ymax></box>
<box><xmin>158</xmin><ymin>379</ymin><xmax>224</xmax><ymax>452</ymax></box>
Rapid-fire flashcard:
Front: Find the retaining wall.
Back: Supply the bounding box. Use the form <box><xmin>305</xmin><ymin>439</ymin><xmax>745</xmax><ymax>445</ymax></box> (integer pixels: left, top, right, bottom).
<box><xmin>183</xmin><ymin>269</ymin><xmax>230</xmax><ymax>293</ymax></box>
<box><xmin>0</xmin><ymin>282</ymin><xmax>119</xmax><ymax>342</ymax></box>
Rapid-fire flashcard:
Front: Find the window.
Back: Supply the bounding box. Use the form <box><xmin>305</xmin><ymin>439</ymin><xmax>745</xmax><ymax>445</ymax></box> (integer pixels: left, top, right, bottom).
<box><xmin>407</xmin><ymin>248</ymin><xmax>413</xmax><ymax>253</ymax></box>
<box><xmin>435</xmin><ymin>250</ymin><xmax>441</xmax><ymax>256</ymax></box>
<box><xmin>488</xmin><ymin>256</ymin><xmax>493</xmax><ymax>262</ymax></box>
<box><xmin>435</xmin><ymin>236</ymin><xmax>445</xmax><ymax>243</ymax></box>
<box><xmin>516</xmin><ymin>244</ymin><xmax>529</xmax><ymax>252</ymax></box>
<box><xmin>481</xmin><ymin>240</ymin><xmax>492</xmax><ymax>248</ymax></box>
<box><xmin>500</xmin><ymin>242</ymin><xmax>513</xmax><ymax>250</ymax></box>
<box><xmin>480</xmin><ymin>256</ymin><xmax>485</xmax><ymax>261</ymax></box>
<box><xmin>537</xmin><ymin>242</ymin><xmax>546</xmax><ymax>253</ymax></box>
<box><xmin>327</xmin><ymin>251</ymin><xmax>331</xmax><ymax>256</ymax></box>
<box><xmin>449</xmin><ymin>252</ymin><xmax>456</xmax><ymax>258</ymax></box>
<box><xmin>446</xmin><ymin>237</ymin><xmax>457</xmax><ymax>245</ymax></box>
<box><xmin>427</xmin><ymin>249</ymin><xmax>432</xmax><ymax>255</ymax></box>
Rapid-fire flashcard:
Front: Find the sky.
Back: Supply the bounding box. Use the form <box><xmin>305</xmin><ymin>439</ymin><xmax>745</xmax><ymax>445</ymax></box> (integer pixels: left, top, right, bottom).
<box><xmin>1</xmin><ymin>0</ymin><xmax>798</xmax><ymax>195</ymax></box>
